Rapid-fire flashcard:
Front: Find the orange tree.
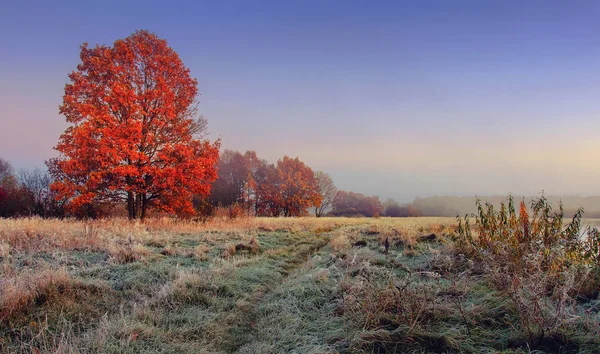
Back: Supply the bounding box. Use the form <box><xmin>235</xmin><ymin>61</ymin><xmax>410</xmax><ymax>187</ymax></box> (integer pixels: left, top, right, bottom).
<box><xmin>254</xmin><ymin>162</ymin><xmax>282</xmax><ymax>216</ymax></box>
<box><xmin>277</xmin><ymin>156</ymin><xmax>320</xmax><ymax>217</ymax></box>
<box><xmin>48</xmin><ymin>30</ymin><xmax>219</xmax><ymax>219</ymax></box>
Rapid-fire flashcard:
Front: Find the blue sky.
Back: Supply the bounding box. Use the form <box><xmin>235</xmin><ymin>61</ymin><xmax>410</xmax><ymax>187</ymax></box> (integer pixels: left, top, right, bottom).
<box><xmin>1</xmin><ymin>0</ymin><xmax>600</xmax><ymax>202</ymax></box>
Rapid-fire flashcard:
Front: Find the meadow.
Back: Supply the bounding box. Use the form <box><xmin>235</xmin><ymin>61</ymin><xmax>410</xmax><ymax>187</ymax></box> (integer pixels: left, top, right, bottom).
<box><xmin>0</xmin><ymin>215</ymin><xmax>599</xmax><ymax>353</ymax></box>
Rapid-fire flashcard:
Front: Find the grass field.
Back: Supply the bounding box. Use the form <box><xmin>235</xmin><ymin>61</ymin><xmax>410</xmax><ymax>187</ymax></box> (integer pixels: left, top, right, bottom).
<box><xmin>1</xmin><ymin>217</ymin><xmax>599</xmax><ymax>353</ymax></box>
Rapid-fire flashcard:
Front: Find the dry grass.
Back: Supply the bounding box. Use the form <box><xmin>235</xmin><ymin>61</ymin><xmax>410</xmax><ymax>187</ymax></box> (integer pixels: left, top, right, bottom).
<box><xmin>1</xmin><ymin>269</ymin><xmax>73</xmax><ymax>321</ymax></box>
<box><xmin>192</xmin><ymin>244</ymin><xmax>211</xmax><ymax>260</ymax></box>
<box><xmin>1</xmin><ymin>215</ymin><xmax>598</xmax><ymax>353</ymax></box>
<box><xmin>330</xmin><ymin>231</ymin><xmax>351</xmax><ymax>252</ymax></box>
<box><xmin>0</xmin><ymin>268</ymin><xmax>112</xmax><ymax>324</ymax></box>
<box><xmin>0</xmin><ymin>216</ymin><xmax>454</xmax><ymax>260</ymax></box>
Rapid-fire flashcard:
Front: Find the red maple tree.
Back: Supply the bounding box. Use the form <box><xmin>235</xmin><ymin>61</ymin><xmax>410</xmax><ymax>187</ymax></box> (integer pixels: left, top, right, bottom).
<box><xmin>277</xmin><ymin>156</ymin><xmax>320</xmax><ymax>217</ymax></box>
<box><xmin>48</xmin><ymin>30</ymin><xmax>220</xmax><ymax>219</ymax></box>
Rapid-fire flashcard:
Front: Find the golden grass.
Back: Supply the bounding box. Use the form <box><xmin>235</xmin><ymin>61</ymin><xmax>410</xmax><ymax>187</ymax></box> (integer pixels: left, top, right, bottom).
<box><xmin>0</xmin><ymin>216</ymin><xmax>457</xmax><ymax>253</ymax></box>
<box><xmin>1</xmin><ymin>269</ymin><xmax>78</xmax><ymax>321</ymax></box>
<box><xmin>0</xmin><ymin>216</ymin><xmax>459</xmax><ymax>290</ymax></box>
<box><xmin>330</xmin><ymin>231</ymin><xmax>351</xmax><ymax>252</ymax></box>
<box><xmin>2</xmin><ymin>215</ymin><xmax>595</xmax><ymax>254</ymax></box>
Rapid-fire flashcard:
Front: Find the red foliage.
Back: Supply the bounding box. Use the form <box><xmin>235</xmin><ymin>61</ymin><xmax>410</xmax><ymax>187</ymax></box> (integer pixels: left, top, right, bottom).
<box><xmin>277</xmin><ymin>156</ymin><xmax>320</xmax><ymax>217</ymax></box>
<box><xmin>50</xmin><ymin>30</ymin><xmax>219</xmax><ymax>219</ymax></box>
<box><xmin>255</xmin><ymin>162</ymin><xmax>282</xmax><ymax>216</ymax></box>
<box><xmin>207</xmin><ymin>151</ymin><xmax>321</xmax><ymax>217</ymax></box>
<box><xmin>0</xmin><ymin>186</ymin><xmax>7</xmax><ymax>205</ymax></box>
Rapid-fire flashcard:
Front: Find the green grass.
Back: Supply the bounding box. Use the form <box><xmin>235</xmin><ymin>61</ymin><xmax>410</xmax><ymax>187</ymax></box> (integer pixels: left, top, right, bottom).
<box><xmin>1</xmin><ymin>218</ymin><xmax>599</xmax><ymax>353</ymax></box>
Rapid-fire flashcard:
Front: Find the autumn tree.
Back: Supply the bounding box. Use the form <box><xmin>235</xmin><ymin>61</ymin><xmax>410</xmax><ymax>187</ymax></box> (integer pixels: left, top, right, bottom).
<box><xmin>0</xmin><ymin>158</ymin><xmax>29</xmax><ymax>217</ymax></box>
<box><xmin>0</xmin><ymin>186</ymin><xmax>6</xmax><ymax>211</ymax></box>
<box><xmin>18</xmin><ymin>169</ymin><xmax>65</xmax><ymax>218</ymax></box>
<box><xmin>277</xmin><ymin>156</ymin><xmax>320</xmax><ymax>217</ymax></box>
<box><xmin>0</xmin><ymin>158</ymin><xmax>12</xmax><ymax>184</ymax></box>
<box><xmin>206</xmin><ymin>150</ymin><xmax>273</xmax><ymax>217</ymax></box>
<box><xmin>254</xmin><ymin>162</ymin><xmax>282</xmax><ymax>216</ymax></box>
<box><xmin>210</xmin><ymin>150</ymin><xmax>249</xmax><ymax>207</ymax></box>
<box><xmin>313</xmin><ymin>171</ymin><xmax>337</xmax><ymax>217</ymax></box>
<box><xmin>332</xmin><ymin>190</ymin><xmax>384</xmax><ymax>217</ymax></box>
<box><xmin>206</xmin><ymin>151</ymin><xmax>324</xmax><ymax>217</ymax></box>
<box><xmin>0</xmin><ymin>158</ymin><xmax>15</xmax><ymax>216</ymax></box>
<box><xmin>383</xmin><ymin>198</ymin><xmax>418</xmax><ymax>217</ymax></box>
<box><xmin>49</xmin><ymin>30</ymin><xmax>219</xmax><ymax>219</ymax></box>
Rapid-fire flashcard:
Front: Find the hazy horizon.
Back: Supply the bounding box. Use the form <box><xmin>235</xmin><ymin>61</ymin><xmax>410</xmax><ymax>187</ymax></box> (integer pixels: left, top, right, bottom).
<box><xmin>2</xmin><ymin>0</ymin><xmax>600</xmax><ymax>202</ymax></box>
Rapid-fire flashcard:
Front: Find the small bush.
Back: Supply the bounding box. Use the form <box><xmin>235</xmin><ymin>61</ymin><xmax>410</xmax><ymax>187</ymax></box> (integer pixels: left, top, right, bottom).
<box><xmin>456</xmin><ymin>195</ymin><xmax>600</xmax><ymax>346</ymax></box>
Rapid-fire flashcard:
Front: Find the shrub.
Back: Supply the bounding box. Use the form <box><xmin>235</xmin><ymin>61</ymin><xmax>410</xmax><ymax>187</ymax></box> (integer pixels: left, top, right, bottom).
<box><xmin>455</xmin><ymin>195</ymin><xmax>600</xmax><ymax>345</ymax></box>
<box><xmin>457</xmin><ymin>195</ymin><xmax>600</xmax><ymax>273</ymax></box>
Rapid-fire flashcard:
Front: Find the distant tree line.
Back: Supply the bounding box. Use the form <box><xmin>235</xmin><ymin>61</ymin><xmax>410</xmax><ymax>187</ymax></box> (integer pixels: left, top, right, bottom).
<box><xmin>330</xmin><ymin>190</ymin><xmax>384</xmax><ymax>217</ymax></box>
<box><xmin>9</xmin><ymin>149</ymin><xmax>597</xmax><ymax>220</ymax></box>
<box><xmin>204</xmin><ymin>150</ymin><xmax>326</xmax><ymax>217</ymax></box>
<box><xmin>0</xmin><ymin>158</ymin><xmax>65</xmax><ymax>218</ymax></box>
<box><xmin>1</xmin><ymin>153</ymin><xmax>416</xmax><ymax>219</ymax></box>
<box><xmin>17</xmin><ymin>146</ymin><xmax>599</xmax><ymax>220</ymax></box>
<box><xmin>205</xmin><ymin>150</ymin><xmax>421</xmax><ymax>218</ymax></box>
<box><xmin>0</xmin><ymin>153</ymin><xmax>416</xmax><ymax>220</ymax></box>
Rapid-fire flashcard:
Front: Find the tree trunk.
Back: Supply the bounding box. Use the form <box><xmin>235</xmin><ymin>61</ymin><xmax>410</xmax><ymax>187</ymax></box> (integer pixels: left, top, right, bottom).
<box><xmin>127</xmin><ymin>191</ymin><xmax>135</xmax><ymax>219</ymax></box>
<box><xmin>141</xmin><ymin>194</ymin><xmax>147</xmax><ymax>220</ymax></box>
<box><xmin>135</xmin><ymin>193</ymin><xmax>142</xmax><ymax>219</ymax></box>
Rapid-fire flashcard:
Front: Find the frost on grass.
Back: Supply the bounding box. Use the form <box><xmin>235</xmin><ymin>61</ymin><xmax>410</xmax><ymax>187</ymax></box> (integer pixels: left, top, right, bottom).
<box><xmin>1</xmin><ymin>215</ymin><xmax>598</xmax><ymax>352</ymax></box>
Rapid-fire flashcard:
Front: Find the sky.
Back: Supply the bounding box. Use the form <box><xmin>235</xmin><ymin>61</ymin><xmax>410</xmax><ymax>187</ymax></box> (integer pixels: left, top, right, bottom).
<box><xmin>1</xmin><ymin>0</ymin><xmax>600</xmax><ymax>202</ymax></box>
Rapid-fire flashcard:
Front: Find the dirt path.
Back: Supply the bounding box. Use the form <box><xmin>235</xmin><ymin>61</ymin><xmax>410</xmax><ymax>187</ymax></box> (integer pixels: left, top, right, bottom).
<box><xmin>218</xmin><ymin>233</ymin><xmax>331</xmax><ymax>353</ymax></box>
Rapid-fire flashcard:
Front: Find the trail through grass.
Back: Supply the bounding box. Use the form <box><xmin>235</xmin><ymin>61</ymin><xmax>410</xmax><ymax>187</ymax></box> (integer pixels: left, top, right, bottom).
<box><xmin>1</xmin><ymin>217</ymin><xmax>598</xmax><ymax>353</ymax></box>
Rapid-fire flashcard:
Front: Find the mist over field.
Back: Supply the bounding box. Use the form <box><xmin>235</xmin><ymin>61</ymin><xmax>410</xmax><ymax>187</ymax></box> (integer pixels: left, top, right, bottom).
<box><xmin>409</xmin><ymin>195</ymin><xmax>600</xmax><ymax>217</ymax></box>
